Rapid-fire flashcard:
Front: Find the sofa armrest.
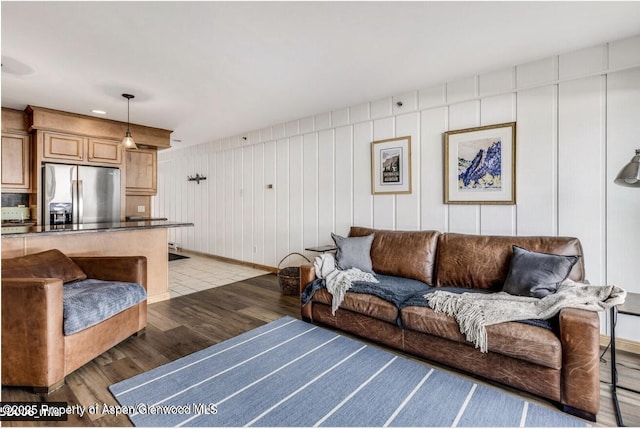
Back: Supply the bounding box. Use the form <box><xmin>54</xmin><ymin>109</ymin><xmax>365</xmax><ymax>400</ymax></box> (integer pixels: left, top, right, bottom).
<box><xmin>1</xmin><ymin>278</ymin><xmax>65</xmax><ymax>388</ymax></box>
<box><xmin>300</xmin><ymin>264</ymin><xmax>316</xmax><ymax>320</ymax></box>
<box><xmin>559</xmin><ymin>307</ymin><xmax>600</xmax><ymax>416</ymax></box>
<box><xmin>71</xmin><ymin>256</ymin><xmax>147</xmax><ymax>291</ymax></box>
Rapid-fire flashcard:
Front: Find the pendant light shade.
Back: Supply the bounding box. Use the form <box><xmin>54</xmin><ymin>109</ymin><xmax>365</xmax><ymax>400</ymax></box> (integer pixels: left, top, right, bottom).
<box><xmin>122</xmin><ymin>93</ymin><xmax>137</xmax><ymax>149</ymax></box>
<box><xmin>614</xmin><ymin>149</ymin><xmax>640</xmax><ymax>187</ymax></box>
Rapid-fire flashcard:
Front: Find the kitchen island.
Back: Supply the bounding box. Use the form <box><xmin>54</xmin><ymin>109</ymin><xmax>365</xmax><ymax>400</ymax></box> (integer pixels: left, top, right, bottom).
<box><xmin>1</xmin><ymin>220</ymin><xmax>193</xmax><ymax>303</ymax></box>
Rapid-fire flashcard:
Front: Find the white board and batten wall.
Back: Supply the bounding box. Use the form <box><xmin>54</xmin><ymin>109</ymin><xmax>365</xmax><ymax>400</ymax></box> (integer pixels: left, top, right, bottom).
<box><xmin>155</xmin><ymin>34</ymin><xmax>640</xmax><ymax>342</ymax></box>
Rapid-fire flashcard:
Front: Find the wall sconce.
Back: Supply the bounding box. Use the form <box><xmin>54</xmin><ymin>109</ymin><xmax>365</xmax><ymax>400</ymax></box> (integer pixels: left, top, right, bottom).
<box><xmin>614</xmin><ymin>149</ymin><xmax>640</xmax><ymax>187</ymax></box>
<box><xmin>187</xmin><ymin>173</ymin><xmax>207</xmax><ymax>184</ymax></box>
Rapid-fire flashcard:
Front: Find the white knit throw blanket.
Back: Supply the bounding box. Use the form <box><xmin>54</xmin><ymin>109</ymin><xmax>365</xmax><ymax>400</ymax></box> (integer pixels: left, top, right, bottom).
<box><xmin>314</xmin><ymin>253</ymin><xmax>378</xmax><ymax>314</ymax></box>
<box><xmin>427</xmin><ymin>280</ymin><xmax>626</xmax><ymax>353</ymax></box>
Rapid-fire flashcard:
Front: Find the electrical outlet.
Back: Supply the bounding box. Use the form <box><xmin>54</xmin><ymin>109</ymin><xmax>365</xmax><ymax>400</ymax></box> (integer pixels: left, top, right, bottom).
<box><xmin>137</xmin><ymin>205</ymin><xmax>146</xmax><ymax>213</ymax></box>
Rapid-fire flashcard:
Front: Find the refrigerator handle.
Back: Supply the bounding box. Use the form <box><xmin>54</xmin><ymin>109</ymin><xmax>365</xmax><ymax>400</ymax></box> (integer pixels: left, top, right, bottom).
<box><xmin>77</xmin><ymin>180</ymin><xmax>84</xmax><ymax>223</ymax></box>
<box><xmin>72</xmin><ymin>180</ymin><xmax>79</xmax><ymax>224</ymax></box>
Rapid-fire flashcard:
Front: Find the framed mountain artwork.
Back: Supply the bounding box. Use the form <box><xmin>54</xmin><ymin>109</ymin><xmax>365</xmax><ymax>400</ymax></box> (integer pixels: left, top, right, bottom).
<box><xmin>371</xmin><ymin>136</ymin><xmax>412</xmax><ymax>195</ymax></box>
<box><xmin>444</xmin><ymin>122</ymin><xmax>516</xmax><ymax>204</ymax></box>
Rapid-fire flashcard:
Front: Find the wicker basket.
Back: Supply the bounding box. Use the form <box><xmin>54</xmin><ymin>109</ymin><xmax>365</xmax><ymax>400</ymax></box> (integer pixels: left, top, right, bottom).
<box><xmin>278</xmin><ymin>252</ymin><xmax>311</xmax><ymax>295</ymax></box>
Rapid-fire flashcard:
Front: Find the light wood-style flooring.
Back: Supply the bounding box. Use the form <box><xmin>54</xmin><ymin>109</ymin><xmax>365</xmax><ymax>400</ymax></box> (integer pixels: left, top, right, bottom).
<box><xmin>2</xmin><ymin>273</ymin><xmax>639</xmax><ymax>427</ymax></box>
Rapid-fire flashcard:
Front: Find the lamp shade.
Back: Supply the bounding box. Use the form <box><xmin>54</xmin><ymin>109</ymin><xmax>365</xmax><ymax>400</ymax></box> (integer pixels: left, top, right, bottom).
<box><xmin>614</xmin><ymin>149</ymin><xmax>640</xmax><ymax>187</ymax></box>
<box><xmin>122</xmin><ymin>131</ymin><xmax>137</xmax><ymax>149</ymax></box>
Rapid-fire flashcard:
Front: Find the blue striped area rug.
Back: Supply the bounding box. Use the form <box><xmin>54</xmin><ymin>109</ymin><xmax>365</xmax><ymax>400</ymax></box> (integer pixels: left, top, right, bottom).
<box><xmin>109</xmin><ymin>316</ymin><xmax>588</xmax><ymax>427</ymax></box>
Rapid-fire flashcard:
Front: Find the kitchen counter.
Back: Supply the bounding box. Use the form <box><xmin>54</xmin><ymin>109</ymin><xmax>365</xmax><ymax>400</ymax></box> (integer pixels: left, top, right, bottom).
<box><xmin>1</xmin><ymin>219</ymin><xmax>193</xmax><ymax>237</ymax></box>
<box><xmin>2</xmin><ymin>220</ymin><xmax>194</xmax><ymax>303</ymax></box>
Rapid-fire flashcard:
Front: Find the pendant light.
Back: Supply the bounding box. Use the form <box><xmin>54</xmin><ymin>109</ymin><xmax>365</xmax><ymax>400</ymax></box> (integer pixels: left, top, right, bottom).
<box><xmin>121</xmin><ymin>93</ymin><xmax>137</xmax><ymax>149</ymax></box>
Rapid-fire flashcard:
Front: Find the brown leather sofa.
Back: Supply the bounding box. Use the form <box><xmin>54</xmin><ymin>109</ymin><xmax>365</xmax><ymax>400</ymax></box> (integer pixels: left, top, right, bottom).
<box><xmin>300</xmin><ymin>227</ymin><xmax>600</xmax><ymax>421</ymax></box>
<box><xmin>2</xmin><ymin>249</ymin><xmax>147</xmax><ymax>393</ymax></box>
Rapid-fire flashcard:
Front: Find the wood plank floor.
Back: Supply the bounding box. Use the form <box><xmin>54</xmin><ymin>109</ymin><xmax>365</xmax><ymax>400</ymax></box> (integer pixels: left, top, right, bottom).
<box><xmin>1</xmin><ymin>274</ymin><xmax>639</xmax><ymax>427</ymax></box>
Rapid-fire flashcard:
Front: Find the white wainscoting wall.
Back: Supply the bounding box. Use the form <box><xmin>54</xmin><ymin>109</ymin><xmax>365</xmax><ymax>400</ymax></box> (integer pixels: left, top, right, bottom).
<box><xmin>155</xmin><ymin>34</ymin><xmax>640</xmax><ymax>341</ymax></box>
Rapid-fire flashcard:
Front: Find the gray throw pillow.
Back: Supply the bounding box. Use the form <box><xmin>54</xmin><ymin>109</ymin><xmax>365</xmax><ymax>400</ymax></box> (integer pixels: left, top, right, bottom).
<box><xmin>503</xmin><ymin>245</ymin><xmax>580</xmax><ymax>298</ymax></box>
<box><xmin>331</xmin><ymin>233</ymin><xmax>375</xmax><ymax>274</ymax></box>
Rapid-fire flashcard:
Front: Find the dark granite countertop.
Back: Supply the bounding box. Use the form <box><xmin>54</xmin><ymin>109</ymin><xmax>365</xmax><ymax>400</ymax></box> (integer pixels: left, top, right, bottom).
<box><xmin>1</xmin><ymin>220</ymin><xmax>194</xmax><ymax>238</ymax></box>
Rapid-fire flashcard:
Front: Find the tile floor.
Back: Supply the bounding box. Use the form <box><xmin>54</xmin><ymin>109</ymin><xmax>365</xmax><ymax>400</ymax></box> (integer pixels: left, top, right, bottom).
<box><xmin>168</xmin><ymin>251</ymin><xmax>271</xmax><ymax>298</ymax></box>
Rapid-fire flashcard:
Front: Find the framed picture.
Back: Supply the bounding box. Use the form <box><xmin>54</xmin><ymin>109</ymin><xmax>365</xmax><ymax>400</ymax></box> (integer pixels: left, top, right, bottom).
<box><xmin>371</xmin><ymin>136</ymin><xmax>412</xmax><ymax>195</ymax></box>
<box><xmin>444</xmin><ymin>122</ymin><xmax>516</xmax><ymax>204</ymax></box>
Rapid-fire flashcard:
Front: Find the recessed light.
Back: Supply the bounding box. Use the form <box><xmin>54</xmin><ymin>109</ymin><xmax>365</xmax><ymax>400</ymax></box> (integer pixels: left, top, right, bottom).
<box><xmin>91</xmin><ymin>109</ymin><xmax>107</xmax><ymax>115</ymax></box>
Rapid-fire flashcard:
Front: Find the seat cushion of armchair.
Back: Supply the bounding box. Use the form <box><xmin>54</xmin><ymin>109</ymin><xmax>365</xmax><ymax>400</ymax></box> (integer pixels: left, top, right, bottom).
<box><xmin>401</xmin><ymin>305</ymin><xmax>562</xmax><ymax>369</ymax></box>
<box><xmin>63</xmin><ymin>279</ymin><xmax>146</xmax><ymax>335</ymax></box>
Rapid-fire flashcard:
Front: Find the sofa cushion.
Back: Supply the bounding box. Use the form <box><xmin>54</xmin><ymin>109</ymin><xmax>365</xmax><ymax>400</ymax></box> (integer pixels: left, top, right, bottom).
<box><xmin>503</xmin><ymin>246</ymin><xmax>580</xmax><ymax>298</ymax></box>
<box><xmin>63</xmin><ymin>279</ymin><xmax>147</xmax><ymax>335</ymax></box>
<box><xmin>309</xmin><ymin>274</ymin><xmax>429</xmax><ymax>323</ymax></box>
<box><xmin>331</xmin><ymin>233</ymin><xmax>375</xmax><ymax>273</ymax></box>
<box><xmin>2</xmin><ymin>249</ymin><xmax>87</xmax><ymax>284</ymax></box>
<box><xmin>312</xmin><ymin>289</ymin><xmax>398</xmax><ymax>323</ymax></box>
<box><xmin>305</xmin><ymin>273</ymin><xmax>429</xmax><ymax>304</ymax></box>
<box><xmin>349</xmin><ymin>227</ymin><xmax>440</xmax><ymax>284</ymax></box>
<box><xmin>435</xmin><ymin>233</ymin><xmax>584</xmax><ymax>291</ymax></box>
<box><xmin>400</xmin><ymin>305</ymin><xmax>562</xmax><ymax>369</ymax></box>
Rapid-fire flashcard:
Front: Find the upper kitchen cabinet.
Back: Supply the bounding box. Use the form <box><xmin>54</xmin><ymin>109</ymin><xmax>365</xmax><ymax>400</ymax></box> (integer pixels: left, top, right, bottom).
<box><xmin>40</xmin><ymin>132</ymin><xmax>122</xmax><ymax>166</ymax></box>
<box><xmin>88</xmin><ymin>138</ymin><xmax>122</xmax><ymax>165</ymax></box>
<box><xmin>42</xmin><ymin>131</ymin><xmax>85</xmax><ymax>162</ymax></box>
<box><xmin>1</xmin><ymin>108</ymin><xmax>32</xmax><ymax>193</ymax></box>
<box><xmin>126</xmin><ymin>148</ymin><xmax>157</xmax><ymax>195</ymax></box>
<box><xmin>1</xmin><ymin>133</ymin><xmax>31</xmax><ymax>192</ymax></box>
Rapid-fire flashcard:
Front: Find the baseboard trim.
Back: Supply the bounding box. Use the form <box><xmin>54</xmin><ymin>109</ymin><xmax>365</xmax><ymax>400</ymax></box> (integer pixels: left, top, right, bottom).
<box><xmin>148</xmin><ymin>292</ymin><xmax>171</xmax><ymax>304</ymax></box>
<box><xmin>600</xmin><ymin>334</ymin><xmax>640</xmax><ymax>355</ymax></box>
<box><xmin>178</xmin><ymin>249</ymin><xmax>277</xmax><ymax>274</ymax></box>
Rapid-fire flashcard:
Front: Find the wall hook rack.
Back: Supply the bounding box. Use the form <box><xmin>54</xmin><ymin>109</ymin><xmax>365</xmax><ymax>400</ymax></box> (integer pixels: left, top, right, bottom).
<box><xmin>187</xmin><ymin>173</ymin><xmax>207</xmax><ymax>184</ymax></box>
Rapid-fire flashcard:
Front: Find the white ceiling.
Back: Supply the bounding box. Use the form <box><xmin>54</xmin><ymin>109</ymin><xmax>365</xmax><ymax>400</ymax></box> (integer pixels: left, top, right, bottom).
<box><xmin>2</xmin><ymin>2</ymin><xmax>640</xmax><ymax>150</ymax></box>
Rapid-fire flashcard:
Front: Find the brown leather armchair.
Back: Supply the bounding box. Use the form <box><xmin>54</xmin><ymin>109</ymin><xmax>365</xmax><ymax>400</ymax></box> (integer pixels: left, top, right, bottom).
<box><xmin>1</xmin><ymin>249</ymin><xmax>147</xmax><ymax>393</ymax></box>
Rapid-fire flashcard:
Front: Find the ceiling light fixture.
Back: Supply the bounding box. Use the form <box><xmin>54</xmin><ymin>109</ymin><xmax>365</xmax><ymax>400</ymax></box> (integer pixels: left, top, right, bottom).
<box><xmin>121</xmin><ymin>93</ymin><xmax>137</xmax><ymax>149</ymax></box>
<box><xmin>92</xmin><ymin>109</ymin><xmax>107</xmax><ymax>115</ymax></box>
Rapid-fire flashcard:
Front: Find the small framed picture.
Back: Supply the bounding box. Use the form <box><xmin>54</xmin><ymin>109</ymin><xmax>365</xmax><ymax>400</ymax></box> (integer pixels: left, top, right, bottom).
<box><xmin>444</xmin><ymin>122</ymin><xmax>516</xmax><ymax>204</ymax></box>
<box><xmin>371</xmin><ymin>136</ymin><xmax>412</xmax><ymax>195</ymax></box>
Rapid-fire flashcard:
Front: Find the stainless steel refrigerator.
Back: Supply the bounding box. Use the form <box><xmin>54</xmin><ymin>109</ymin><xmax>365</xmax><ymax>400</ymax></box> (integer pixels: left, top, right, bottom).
<box><xmin>43</xmin><ymin>163</ymin><xmax>121</xmax><ymax>226</ymax></box>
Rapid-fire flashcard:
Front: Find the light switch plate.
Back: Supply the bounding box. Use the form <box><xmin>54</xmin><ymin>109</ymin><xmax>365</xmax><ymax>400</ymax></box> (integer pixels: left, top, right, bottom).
<box><xmin>137</xmin><ymin>205</ymin><xmax>146</xmax><ymax>213</ymax></box>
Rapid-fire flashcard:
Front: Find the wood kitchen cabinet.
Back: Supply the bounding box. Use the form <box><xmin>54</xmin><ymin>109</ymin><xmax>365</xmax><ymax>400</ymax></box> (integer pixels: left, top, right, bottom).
<box><xmin>40</xmin><ymin>132</ymin><xmax>122</xmax><ymax>165</ymax></box>
<box><xmin>126</xmin><ymin>148</ymin><xmax>157</xmax><ymax>195</ymax></box>
<box><xmin>42</xmin><ymin>131</ymin><xmax>85</xmax><ymax>162</ymax></box>
<box><xmin>88</xmin><ymin>138</ymin><xmax>122</xmax><ymax>164</ymax></box>
<box><xmin>1</xmin><ymin>132</ymin><xmax>31</xmax><ymax>192</ymax></box>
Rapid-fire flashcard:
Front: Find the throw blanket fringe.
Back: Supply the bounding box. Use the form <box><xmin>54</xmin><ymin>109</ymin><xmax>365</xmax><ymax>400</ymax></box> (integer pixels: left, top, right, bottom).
<box><xmin>427</xmin><ymin>280</ymin><xmax>626</xmax><ymax>353</ymax></box>
<box><xmin>314</xmin><ymin>253</ymin><xmax>378</xmax><ymax>314</ymax></box>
